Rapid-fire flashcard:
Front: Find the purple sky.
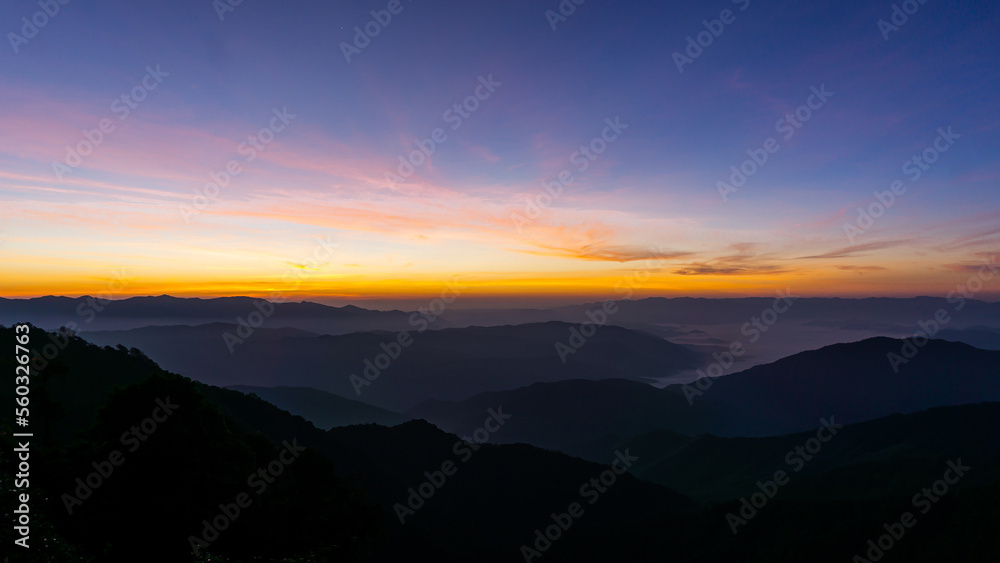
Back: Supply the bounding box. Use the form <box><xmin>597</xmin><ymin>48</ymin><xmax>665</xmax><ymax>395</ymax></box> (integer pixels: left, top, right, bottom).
<box><xmin>1</xmin><ymin>0</ymin><xmax>998</xmax><ymax>306</ymax></box>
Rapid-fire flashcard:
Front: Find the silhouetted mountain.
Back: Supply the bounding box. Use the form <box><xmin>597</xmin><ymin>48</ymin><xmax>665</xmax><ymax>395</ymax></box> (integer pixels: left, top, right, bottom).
<box><xmin>408</xmin><ymin>338</ymin><xmax>1000</xmax><ymax>449</ymax></box>
<box><xmin>0</xmin><ymin>325</ymin><xmax>695</xmax><ymax>562</ymax></box>
<box><xmin>0</xmin><ymin>295</ymin><xmax>417</xmax><ymax>333</ymax></box>
<box><xmin>544</xmin><ymin>296</ymin><xmax>1000</xmax><ymax>328</ymax></box>
<box><xmin>700</xmin><ymin>337</ymin><xmax>1000</xmax><ymax>435</ymax></box>
<box><xmin>207</xmin><ymin>373</ymin><xmax>1000</xmax><ymax>563</ymax></box>
<box><xmin>937</xmin><ymin>326</ymin><xmax>1000</xmax><ymax>350</ymax></box>
<box><xmin>10</xmin><ymin>293</ymin><xmax>999</xmax><ymax>347</ymax></box>
<box><xmin>82</xmin><ymin>321</ymin><xmax>704</xmax><ymax>411</ymax></box>
<box><xmin>564</xmin><ymin>402</ymin><xmax>1000</xmax><ymax>503</ymax></box>
<box><xmin>4</xmin><ymin>325</ymin><xmax>1000</xmax><ymax>563</ymax></box>
<box><xmin>437</xmin><ymin>297</ymin><xmax>1000</xmax><ymax>373</ymax></box>
<box><xmin>229</xmin><ymin>385</ymin><xmax>406</xmax><ymax>428</ymax></box>
<box><xmin>0</xmin><ymin>325</ymin><xmax>379</xmax><ymax>562</ymax></box>
<box><xmin>317</xmin><ymin>420</ymin><xmax>695</xmax><ymax>561</ymax></box>
<box><xmin>428</xmin><ymin>296</ymin><xmax>1000</xmax><ymax>340</ymax></box>
<box><xmin>407</xmin><ymin>379</ymin><xmax>740</xmax><ymax>450</ymax></box>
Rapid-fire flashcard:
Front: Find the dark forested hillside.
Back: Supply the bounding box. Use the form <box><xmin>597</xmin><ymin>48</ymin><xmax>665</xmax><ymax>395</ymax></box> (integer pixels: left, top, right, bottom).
<box><xmin>2</xmin><ymin>325</ymin><xmax>999</xmax><ymax>563</ymax></box>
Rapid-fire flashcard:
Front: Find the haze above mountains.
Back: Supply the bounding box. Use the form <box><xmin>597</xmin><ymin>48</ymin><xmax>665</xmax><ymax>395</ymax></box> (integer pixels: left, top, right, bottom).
<box><xmin>5</xmin><ymin>294</ymin><xmax>999</xmax><ymax>381</ymax></box>
<box><xmin>5</xmin><ymin>294</ymin><xmax>998</xmax><ymax>437</ymax></box>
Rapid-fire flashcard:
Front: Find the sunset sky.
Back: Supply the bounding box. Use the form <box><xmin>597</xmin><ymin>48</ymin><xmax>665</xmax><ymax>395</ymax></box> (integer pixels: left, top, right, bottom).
<box><xmin>1</xmin><ymin>0</ymin><xmax>998</xmax><ymax>307</ymax></box>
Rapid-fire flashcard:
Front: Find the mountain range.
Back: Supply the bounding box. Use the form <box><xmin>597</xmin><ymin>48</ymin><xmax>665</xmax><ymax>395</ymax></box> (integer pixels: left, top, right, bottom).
<box><xmin>2</xmin><ymin>324</ymin><xmax>998</xmax><ymax>562</ymax></box>
<box><xmin>80</xmin><ymin>321</ymin><xmax>704</xmax><ymax>411</ymax></box>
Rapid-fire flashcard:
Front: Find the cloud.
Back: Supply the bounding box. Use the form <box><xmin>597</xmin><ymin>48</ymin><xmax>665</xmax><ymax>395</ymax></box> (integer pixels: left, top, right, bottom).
<box><xmin>796</xmin><ymin>239</ymin><xmax>914</xmax><ymax>259</ymax></box>
<box><xmin>971</xmin><ymin>251</ymin><xmax>1000</xmax><ymax>260</ymax></box>
<box><xmin>517</xmin><ymin>244</ymin><xmax>692</xmax><ymax>263</ymax></box>
<box><xmin>943</xmin><ymin>260</ymin><xmax>999</xmax><ymax>274</ymax></box>
<box><xmin>673</xmin><ymin>243</ymin><xmax>790</xmax><ymax>276</ymax></box>
<box><xmin>936</xmin><ymin>224</ymin><xmax>1000</xmax><ymax>252</ymax></box>
<box><xmin>286</xmin><ymin>262</ymin><xmax>327</xmax><ymax>270</ymax></box>
<box><xmin>836</xmin><ymin>265</ymin><xmax>887</xmax><ymax>272</ymax></box>
<box><xmin>673</xmin><ymin>263</ymin><xmax>789</xmax><ymax>276</ymax></box>
<box><xmin>463</xmin><ymin>142</ymin><xmax>501</xmax><ymax>163</ymax></box>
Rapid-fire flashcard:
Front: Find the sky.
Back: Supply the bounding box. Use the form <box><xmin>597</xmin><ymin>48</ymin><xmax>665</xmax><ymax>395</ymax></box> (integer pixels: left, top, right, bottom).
<box><xmin>0</xmin><ymin>0</ymin><xmax>998</xmax><ymax>308</ymax></box>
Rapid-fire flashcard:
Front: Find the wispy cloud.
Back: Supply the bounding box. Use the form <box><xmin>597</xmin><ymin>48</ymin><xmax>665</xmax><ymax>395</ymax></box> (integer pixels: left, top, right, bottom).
<box><xmin>673</xmin><ymin>263</ymin><xmax>789</xmax><ymax>276</ymax></box>
<box><xmin>516</xmin><ymin>244</ymin><xmax>693</xmax><ymax>263</ymax></box>
<box><xmin>836</xmin><ymin>265</ymin><xmax>888</xmax><ymax>272</ymax></box>
<box><xmin>796</xmin><ymin>239</ymin><xmax>914</xmax><ymax>260</ymax></box>
<box><xmin>673</xmin><ymin>243</ymin><xmax>789</xmax><ymax>276</ymax></box>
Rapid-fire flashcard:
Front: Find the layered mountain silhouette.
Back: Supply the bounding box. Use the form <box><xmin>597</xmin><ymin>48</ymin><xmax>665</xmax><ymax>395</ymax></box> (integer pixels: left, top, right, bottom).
<box><xmin>406</xmin><ymin>378</ymin><xmax>738</xmax><ymax>450</ymax></box>
<box><xmin>7</xmin><ymin>293</ymin><xmax>998</xmax><ymax>345</ymax></box>
<box><xmin>441</xmin><ymin>296</ymin><xmax>1000</xmax><ymax>330</ymax></box>
<box><xmin>405</xmin><ymin>338</ymin><xmax>1000</xmax><ymax>448</ymax></box>
<box><xmin>2</xmin><ymin>324</ymin><xmax>998</xmax><ymax>562</ymax></box>
<box><xmin>701</xmin><ymin>337</ymin><xmax>1000</xmax><ymax>435</ymax></box>
<box><xmin>937</xmin><ymin>325</ymin><xmax>1000</xmax><ymax>350</ymax></box>
<box><xmin>0</xmin><ymin>328</ymin><xmax>1000</xmax><ymax>562</ymax></box>
<box><xmin>0</xmin><ymin>295</ymin><xmax>415</xmax><ymax>334</ymax></box>
<box><xmin>228</xmin><ymin>384</ymin><xmax>406</xmax><ymax>428</ymax></box>
<box><xmin>81</xmin><ymin>321</ymin><xmax>704</xmax><ymax>411</ymax></box>
<box><xmin>563</xmin><ymin>402</ymin><xmax>1000</xmax><ymax>503</ymax></box>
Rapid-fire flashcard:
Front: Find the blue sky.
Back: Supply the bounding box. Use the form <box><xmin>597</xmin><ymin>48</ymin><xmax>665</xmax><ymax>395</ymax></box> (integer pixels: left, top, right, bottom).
<box><xmin>1</xmin><ymin>0</ymin><xmax>998</xmax><ymax>305</ymax></box>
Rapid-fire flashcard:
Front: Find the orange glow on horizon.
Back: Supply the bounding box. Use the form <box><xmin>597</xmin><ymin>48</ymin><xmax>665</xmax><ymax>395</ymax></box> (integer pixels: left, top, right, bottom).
<box><xmin>3</xmin><ymin>264</ymin><xmax>995</xmax><ymax>305</ymax></box>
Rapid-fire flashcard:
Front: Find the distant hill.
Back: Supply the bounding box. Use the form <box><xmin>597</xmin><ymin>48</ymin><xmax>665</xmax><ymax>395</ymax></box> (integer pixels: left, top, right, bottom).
<box><xmin>0</xmin><ymin>295</ymin><xmax>417</xmax><ymax>334</ymax></box>
<box><xmin>545</xmin><ymin>296</ymin><xmax>1000</xmax><ymax>328</ymax></box>
<box><xmin>0</xmin><ymin>325</ymin><xmax>381</xmax><ymax>561</ymax></box>
<box><xmin>436</xmin><ymin>296</ymin><xmax>1000</xmax><ymax>331</ymax></box>
<box><xmin>563</xmin><ymin>402</ymin><xmax>1000</xmax><ymax>503</ymax></box>
<box><xmin>11</xmin><ymin>295</ymin><xmax>1000</xmax><ymax>385</ymax></box>
<box><xmin>9</xmin><ymin>293</ymin><xmax>1000</xmax><ymax>339</ymax></box>
<box><xmin>0</xmin><ymin>324</ymin><xmax>697</xmax><ymax>562</ymax></box>
<box><xmin>81</xmin><ymin>321</ymin><xmax>704</xmax><ymax>411</ymax></box>
<box><xmin>408</xmin><ymin>338</ymin><xmax>1000</xmax><ymax>449</ymax></box>
<box><xmin>228</xmin><ymin>385</ymin><xmax>406</xmax><ymax>428</ymax></box>
<box><xmin>701</xmin><ymin>337</ymin><xmax>1000</xmax><ymax>435</ymax></box>
<box><xmin>406</xmin><ymin>378</ymin><xmax>739</xmax><ymax>450</ymax></box>
<box><xmin>3</xmin><ymin>325</ymin><xmax>1000</xmax><ymax>562</ymax></box>
<box><xmin>937</xmin><ymin>326</ymin><xmax>1000</xmax><ymax>350</ymax></box>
